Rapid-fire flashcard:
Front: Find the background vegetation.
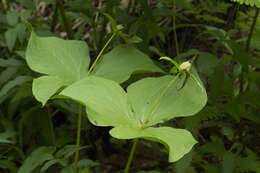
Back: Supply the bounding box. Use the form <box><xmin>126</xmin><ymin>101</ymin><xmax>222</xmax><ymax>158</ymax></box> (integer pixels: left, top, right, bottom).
<box><xmin>0</xmin><ymin>0</ymin><xmax>260</xmax><ymax>172</ymax></box>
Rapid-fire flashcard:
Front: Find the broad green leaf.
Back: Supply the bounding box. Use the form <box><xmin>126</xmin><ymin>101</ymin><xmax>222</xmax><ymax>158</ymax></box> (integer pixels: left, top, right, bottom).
<box><xmin>26</xmin><ymin>31</ymin><xmax>90</xmax><ymax>82</ymax></box>
<box><xmin>127</xmin><ymin>70</ymin><xmax>207</xmax><ymax>127</ymax></box>
<box><xmin>32</xmin><ymin>76</ymin><xmax>67</xmax><ymax>106</ymax></box>
<box><xmin>92</xmin><ymin>45</ymin><xmax>163</xmax><ymax>83</ymax></box>
<box><xmin>110</xmin><ymin>126</ymin><xmax>197</xmax><ymax>162</ymax></box>
<box><xmin>18</xmin><ymin>146</ymin><xmax>55</xmax><ymax>173</ymax></box>
<box><xmin>26</xmin><ymin>31</ymin><xmax>90</xmax><ymax>105</ymax></box>
<box><xmin>60</xmin><ymin>76</ymin><xmax>136</xmax><ymax>127</ymax></box>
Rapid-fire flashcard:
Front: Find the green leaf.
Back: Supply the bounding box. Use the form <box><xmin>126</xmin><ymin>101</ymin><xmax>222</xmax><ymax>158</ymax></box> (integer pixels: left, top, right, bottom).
<box><xmin>0</xmin><ymin>67</ymin><xmax>18</xmax><ymax>86</ymax></box>
<box><xmin>5</xmin><ymin>28</ymin><xmax>18</xmax><ymax>51</ymax></box>
<box><xmin>60</xmin><ymin>76</ymin><xmax>135</xmax><ymax>127</ymax></box>
<box><xmin>110</xmin><ymin>126</ymin><xmax>197</xmax><ymax>162</ymax></box>
<box><xmin>11</xmin><ymin>82</ymin><xmax>32</xmax><ymax>102</ymax></box>
<box><xmin>0</xmin><ymin>160</ymin><xmax>17</xmax><ymax>173</ymax></box>
<box><xmin>26</xmin><ymin>31</ymin><xmax>90</xmax><ymax>105</ymax></box>
<box><xmin>222</xmin><ymin>151</ymin><xmax>235</xmax><ymax>173</ymax></box>
<box><xmin>16</xmin><ymin>23</ymin><xmax>27</xmax><ymax>43</ymax></box>
<box><xmin>18</xmin><ymin>146</ymin><xmax>56</xmax><ymax>173</ymax></box>
<box><xmin>0</xmin><ymin>76</ymin><xmax>32</xmax><ymax>102</ymax></box>
<box><xmin>0</xmin><ymin>130</ymin><xmax>16</xmax><ymax>143</ymax></box>
<box><xmin>32</xmin><ymin>76</ymin><xmax>67</xmax><ymax>106</ymax></box>
<box><xmin>197</xmin><ymin>52</ymin><xmax>219</xmax><ymax>76</ymax></box>
<box><xmin>92</xmin><ymin>45</ymin><xmax>163</xmax><ymax>83</ymax></box>
<box><xmin>127</xmin><ymin>72</ymin><xmax>207</xmax><ymax>127</ymax></box>
<box><xmin>176</xmin><ymin>150</ymin><xmax>193</xmax><ymax>173</ymax></box>
<box><xmin>40</xmin><ymin>159</ymin><xmax>67</xmax><ymax>173</ymax></box>
<box><xmin>0</xmin><ymin>58</ymin><xmax>23</xmax><ymax>67</ymax></box>
<box><xmin>6</xmin><ymin>12</ymin><xmax>19</xmax><ymax>26</ymax></box>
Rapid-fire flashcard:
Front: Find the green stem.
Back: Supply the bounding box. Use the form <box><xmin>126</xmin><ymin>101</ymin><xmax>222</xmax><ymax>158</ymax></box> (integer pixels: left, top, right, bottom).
<box><xmin>73</xmin><ymin>104</ymin><xmax>83</xmax><ymax>173</ymax></box>
<box><xmin>173</xmin><ymin>0</ymin><xmax>179</xmax><ymax>55</ymax></box>
<box><xmin>246</xmin><ymin>8</ymin><xmax>259</xmax><ymax>51</ymax></box>
<box><xmin>124</xmin><ymin>139</ymin><xmax>139</xmax><ymax>173</ymax></box>
<box><xmin>140</xmin><ymin>73</ymin><xmax>181</xmax><ymax>128</ymax></box>
<box><xmin>86</xmin><ymin>32</ymin><xmax>116</xmax><ymax>76</ymax></box>
<box><xmin>56</xmin><ymin>0</ymin><xmax>73</xmax><ymax>39</ymax></box>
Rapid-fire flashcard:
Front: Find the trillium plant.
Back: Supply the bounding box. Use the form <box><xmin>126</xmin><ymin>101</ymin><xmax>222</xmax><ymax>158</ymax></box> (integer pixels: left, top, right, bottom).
<box><xmin>25</xmin><ymin>22</ymin><xmax>207</xmax><ymax>172</ymax></box>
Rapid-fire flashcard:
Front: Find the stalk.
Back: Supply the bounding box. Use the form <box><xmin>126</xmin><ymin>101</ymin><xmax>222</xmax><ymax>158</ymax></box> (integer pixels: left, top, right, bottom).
<box><xmin>124</xmin><ymin>73</ymin><xmax>181</xmax><ymax>173</ymax></box>
<box><xmin>73</xmin><ymin>104</ymin><xmax>83</xmax><ymax>173</ymax></box>
<box><xmin>124</xmin><ymin>139</ymin><xmax>138</xmax><ymax>173</ymax></box>
<box><xmin>56</xmin><ymin>0</ymin><xmax>73</xmax><ymax>39</ymax></box>
<box><xmin>87</xmin><ymin>32</ymin><xmax>116</xmax><ymax>76</ymax></box>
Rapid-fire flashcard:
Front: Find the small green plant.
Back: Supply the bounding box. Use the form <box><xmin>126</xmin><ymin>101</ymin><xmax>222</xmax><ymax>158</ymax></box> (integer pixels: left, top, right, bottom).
<box><xmin>25</xmin><ymin>20</ymin><xmax>207</xmax><ymax>172</ymax></box>
<box><xmin>25</xmin><ymin>24</ymin><xmax>163</xmax><ymax>172</ymax></box>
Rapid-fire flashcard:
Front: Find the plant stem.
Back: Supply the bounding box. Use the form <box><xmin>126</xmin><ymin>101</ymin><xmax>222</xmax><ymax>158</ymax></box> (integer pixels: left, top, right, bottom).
<box><xmin>87</xmin><ymin>32</ymin><xmax>116</xmax><ymax>76</ymax></box>
<box><xmin>56</xmin><ymin>0</ymin><xmax>73</xmax><ymax>39</ymax></box>
<box><xmin>73</xmin><ymin>104</ymin><xmax>83</xmax><ymax>173</ymax></box>
<box><xmin>173</xmin><ymin>0</ymin><xmax>179</xmax><ymax>55</ymax></box>
<box><xmin>246</xmin><ymin>8</ymin><xmax>259</xmax><ymax>51</ymax></box>
<box><xmin>140</xmin><ymin>73</ymin><xmax>181</xmax><ymax>128</ymax></box>
<box><xmin>124</xmin><ymin>139</ymin><xmax>139</xmax><ymax>173</ymax></box>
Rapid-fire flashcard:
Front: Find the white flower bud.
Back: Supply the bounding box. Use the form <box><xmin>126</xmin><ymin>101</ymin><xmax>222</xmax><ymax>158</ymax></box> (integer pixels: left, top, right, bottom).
<box><xmin>180</xmin><ymin>61</ymin><xmax>191</xmax><ymax>71</ymax></box>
